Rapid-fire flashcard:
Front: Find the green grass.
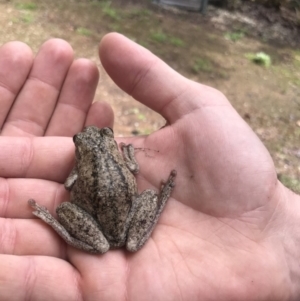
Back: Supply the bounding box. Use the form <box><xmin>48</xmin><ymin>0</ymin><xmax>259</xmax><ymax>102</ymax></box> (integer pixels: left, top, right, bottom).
<box><xmin>224</xmin><ymin>31</ymin><xmax>245</xmax><ymax>42</ymax></box>
<box><xmin>137</xmin><ymin>113</ymin><xmax>146</xmax><ymax>121</ymax></box>
<box><xmin>192</xmin><ymin>58</ymin><xmax>212</xmax><ymax>73</ymax></box>
<box><xmin>16</xmin><ymin>2</ymin><xmax>37</xmax><ymax>10</ymax></box>
<box><xmin>278</xmin><ymin>174</ymin><xmax>300</xmax><ymax>193</ymax></box>
<box><xmin>151</xmin><ymin>31</ymin><xmax>167</xmax><ymax>43</ymax></box>
<box><xmin>102</xmin><ymin>3</ymin><xmax>119</xmax><ymax>20</ymax></box>
<box><xmin>272</xmin><ymin>61</ymin><xmax>300</xmax><ymax>87</ymax></box>
<box><xmin>150</xmin><ymin>32</ymin><xmax>184</xmax><ymax>47</ymax></box>
<box><xmin>170</xmin><ymin>37</ymin><xmax>185</xmax><ymax>47</ymax></box>
<box><xmin>293</xmin><ymin>50</ymin><xmax>300</xmax><ymax>67</ymax></box>
<box><xmin>109</xmin><ymin>24</ymin><xmax>121</xmax><ymax>32</ymax></box>
<box><xmin>76</xmin><ymin>27</ymin><xmax>93</xmax><ymax>36</ymax></box>
<box><xmin>291</xmin><ymin>78</ymin><xmax>300</xmax><ymax>87</ymax></box>
<box><xmin>246</xmin><ymin>52</ymin><xmax>271</xmax><ymax>67</ymax></box>
<box><xmin>20</xmin><ymin>13</ymin><xmax>34</xmax><ymax>23</ymax></box>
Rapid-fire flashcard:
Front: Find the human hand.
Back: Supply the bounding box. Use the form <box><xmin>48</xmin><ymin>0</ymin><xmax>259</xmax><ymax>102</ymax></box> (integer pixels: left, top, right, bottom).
<box><xmin>0</xmin><ymin>39</ymin><xmax>113</xmax><ymax>136</ymax></box>
<box><xmin>1</xmin><ymin>34</ymin><xmax>299</xmax><ymax>301</ymax></box>
<box><xmin>97</xmin><ymin>34</ymin><xmax>300</xmax><ymax>301</ymax></box>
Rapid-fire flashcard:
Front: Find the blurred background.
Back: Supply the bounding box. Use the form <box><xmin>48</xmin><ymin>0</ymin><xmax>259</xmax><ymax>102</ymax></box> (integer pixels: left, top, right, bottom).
<box><xmin>0</xmin><ymin>0</ymin><xmax>300</xmax><ymax>191</ymax></box>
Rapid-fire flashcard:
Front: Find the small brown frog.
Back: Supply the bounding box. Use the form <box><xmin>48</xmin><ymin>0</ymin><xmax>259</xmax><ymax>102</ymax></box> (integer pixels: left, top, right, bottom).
<box><xmin>29</xmin><ymin>126</ymin><xmax>176</xmax><ymax>253</ymax></box>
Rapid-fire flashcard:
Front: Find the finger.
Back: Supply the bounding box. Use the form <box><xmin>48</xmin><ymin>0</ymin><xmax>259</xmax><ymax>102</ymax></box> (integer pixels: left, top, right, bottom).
<box><xmin>0</xmin><ymin>178</ymin><xmax>68</xmax><ymax>257</ymax></box>
<box><xmin>99</xmin><ymin>33</ymin><xmax>225</xmax><ymax>124</ymax></box>
<box><xmin>71</xmin><ymin>250</ymin><xmax>128</xmax><ymax>300</ymax></box>
<box><xmin>0</xmin><ymin>178</ymin><xmax>69</xmax><ymax>257</ymax></box>
<box><xmin>0</xmin><ymin>255</ymin><xmax>80</xmax><ymax>301</ymax></box>
<box><xmin>0</xmin><ymin>253</ymin><xmax>127</xmax><ymax>301</ymax></box>
<box><xmin>85</xmin><ymin>100</ymin><xmax>114</xmax><ymax>129</ymax></box>
<box><xmin>0</xmin><ymin>41</ymin><xmax>33</xmax><ymax>129</ymax></box>
<box><xmin>2</xmin><ymin>39</ymin><xmax>74</xmax><ymax>136</ymax></box>
<box><xmin>45</xmin><ymin>59</ymin><xmax>101</xmax><ymax>136</ymax></box>
<box><xmin>0</xmin><ymin>218</ymin><xmax>65</xmax><ymax>256</ymax></box>
<box><xmin>0</xmin><ymin>136</ymin><xmax>73</xmax><ymax>182</ymax></box>
<box><xmin>1</xmin><ymin>178</ymin><xmax>66</xmax><ymax>219</ymax></box>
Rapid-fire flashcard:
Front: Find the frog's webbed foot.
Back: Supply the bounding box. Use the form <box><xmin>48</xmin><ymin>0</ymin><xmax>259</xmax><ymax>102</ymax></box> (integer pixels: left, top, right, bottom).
<box><xmin>28</xmin><ymin>199</ymin><xmax>109</xmax><ymax>254</ymax></box>
<box><xmin>126</xmin><ymin>170</ymin><xmax>177</xmax><ymax>252</ymax></box>
<box><xmin>120</xmin><ymin>143</ymin><xmax>139</xmax><ymax>174</ymax></box>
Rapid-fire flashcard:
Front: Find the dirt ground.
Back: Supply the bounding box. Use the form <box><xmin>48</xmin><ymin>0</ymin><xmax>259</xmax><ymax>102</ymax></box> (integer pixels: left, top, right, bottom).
<box><xmin>0</xmin><ymin>0</ymin><xmax>300</xmax><ymax>192</ymax></box>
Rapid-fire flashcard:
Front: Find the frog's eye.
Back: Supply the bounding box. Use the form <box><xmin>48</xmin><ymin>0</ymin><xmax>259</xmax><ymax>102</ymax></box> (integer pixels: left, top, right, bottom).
<box><xmin>101</xmin><ymin>127</ymin><xmax>114</xmax><ymax>138</ymax></box>
<box><xmin>73</xmin><ymin>134</ymin><xmax>77</xmax><ymax>143</ymax></box>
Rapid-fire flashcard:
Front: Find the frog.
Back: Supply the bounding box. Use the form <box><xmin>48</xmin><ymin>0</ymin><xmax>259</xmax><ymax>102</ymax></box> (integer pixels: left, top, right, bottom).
<box><xmin>28</xmin><ymin>126</ymin><xmax>176</xmax><ymax>253</ymax></box>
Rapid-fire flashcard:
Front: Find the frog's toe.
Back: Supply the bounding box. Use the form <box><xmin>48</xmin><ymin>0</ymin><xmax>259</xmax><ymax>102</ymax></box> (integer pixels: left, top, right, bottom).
<box><xmin>126</xmin><ymin>236</ymin><xmax>145</xmax><ymax>252</ymax></box>
<box><xmin>126</xmin><ymin>239</ymin><xmax>138</xmax><ymax>252</ymax></box>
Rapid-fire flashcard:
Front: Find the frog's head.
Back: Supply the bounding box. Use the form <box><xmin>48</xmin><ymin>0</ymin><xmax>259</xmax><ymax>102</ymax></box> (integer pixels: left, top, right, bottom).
<box><xmin>73</xmin><ymin>126</ymin><xmax>118</xmax><ymax>160</ymax></box>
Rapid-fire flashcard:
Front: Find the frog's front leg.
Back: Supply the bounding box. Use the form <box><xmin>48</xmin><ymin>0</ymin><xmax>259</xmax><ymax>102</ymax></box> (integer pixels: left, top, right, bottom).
<box><xmin>28</xmin><ymin>199</ymin><xmax>109</xmax><ymax>253</ymax></box>
<box><xmin>126</xmin><ymin>170</ymin><xmax>177</xmax><ymax>252</ymax></box>
<box><xmin>120</xmin><ymin>143</ymin><xmax>139</xmax><ymax>174</ymax></box>
<box><xmin>64</xmin><ymin>166</ymin><xmax>78</xmax><ymax>191</ymax></box>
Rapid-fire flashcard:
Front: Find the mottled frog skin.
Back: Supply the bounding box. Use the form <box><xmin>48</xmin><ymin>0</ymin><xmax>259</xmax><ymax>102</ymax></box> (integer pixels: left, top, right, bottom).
<box><xmin>29</xmin><ymin>126</ymin><xmax>176</xmax><ymax>253</ymax></box>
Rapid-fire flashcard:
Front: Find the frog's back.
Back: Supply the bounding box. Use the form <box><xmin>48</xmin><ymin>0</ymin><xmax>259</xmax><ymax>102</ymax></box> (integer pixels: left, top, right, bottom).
<box><xmin>72</xmin><ymin>150</ymin><xmax>137</xmax><ymax>242</ymax></box>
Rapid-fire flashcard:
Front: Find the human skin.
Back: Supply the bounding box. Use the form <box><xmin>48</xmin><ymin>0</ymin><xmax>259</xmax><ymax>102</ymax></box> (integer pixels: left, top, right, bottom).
<box><xmin>0</xmin><ymin>34</ymin><xmax>299</xmax><ymax>301</ymax></box>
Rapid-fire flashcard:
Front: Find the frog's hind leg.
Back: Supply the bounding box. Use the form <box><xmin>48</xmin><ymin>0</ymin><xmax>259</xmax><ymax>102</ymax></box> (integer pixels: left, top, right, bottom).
<box><xmin>28</xmin><ymin>199</ymin><xmax>109</xmax><ymax>254</ymax></box>
<box><xmin>126</xmin><ymin>170</ymin><xmax>176</xmax><ymax>252</ymax></box>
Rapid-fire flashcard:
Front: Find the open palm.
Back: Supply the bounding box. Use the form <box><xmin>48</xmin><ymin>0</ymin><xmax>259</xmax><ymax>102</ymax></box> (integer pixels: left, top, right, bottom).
<box><xmin>0</xmin><ymin>35</ymin><xmax>299</xmax><ymax>301</ymax></box>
